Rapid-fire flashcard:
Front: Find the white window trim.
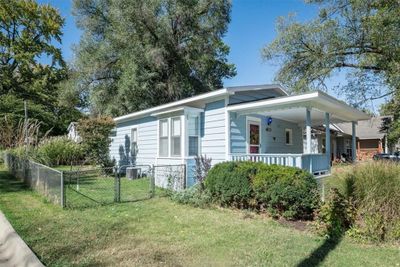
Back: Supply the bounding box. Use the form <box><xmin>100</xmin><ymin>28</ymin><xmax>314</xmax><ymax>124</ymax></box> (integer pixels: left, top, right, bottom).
<box><xmin>285</xmin><ymin>128</ymin><xmax>293</xmax><ymax>145</ymax></box>
<box><xmin>158</xmin><ymin>118</ymin><xmax>170</xmax><ymax>157</ymax></box>
<box><xmin>171</xmin><ymin>116</ymin><xmax>182</xmax><ymax>157</ymax></box>
<box><xmin>187</xmin><ymin>114</ymin><xmax>201</xmax><ymax>158</ymax></box>
<box><xmin>246</xmin><ymin>116</ymin><xmax>262</xmax><ymax>154</ymax></box>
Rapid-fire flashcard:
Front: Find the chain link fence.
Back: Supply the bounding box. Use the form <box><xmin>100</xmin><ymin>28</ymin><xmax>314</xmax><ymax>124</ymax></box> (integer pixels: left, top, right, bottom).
<box><xmin>4</xmin><ymin>153</ymin><xmax>64</xmax><ymax>206</ymax></box>
<box><xmin>4</xmin><ymin>153</ymin><xmax>187</xmax><ymax>209</ymax></box>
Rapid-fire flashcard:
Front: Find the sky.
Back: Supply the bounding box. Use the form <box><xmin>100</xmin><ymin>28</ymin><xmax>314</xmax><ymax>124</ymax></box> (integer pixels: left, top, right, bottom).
<box><xmin>36</xmin><ymin>0</ymin><xmax>383</xmax><ymax>111</ymax></box>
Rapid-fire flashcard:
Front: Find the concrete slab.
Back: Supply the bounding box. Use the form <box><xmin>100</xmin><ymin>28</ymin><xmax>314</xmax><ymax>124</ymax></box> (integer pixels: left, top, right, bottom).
<box><xmin>0</xmin><ymin>211</ymin><xmax>44</xmax><ymax>267</ymax></box>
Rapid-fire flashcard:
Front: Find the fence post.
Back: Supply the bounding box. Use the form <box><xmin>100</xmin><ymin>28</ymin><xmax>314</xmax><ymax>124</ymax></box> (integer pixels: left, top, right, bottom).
<box><xmin>114</xmin><ymin>167</ymin><xmax>120</xmax><ymax>203</ymax></box>
<box><xmin>61</xmin><ymin>171</ymin><xmax>65</xmax><ymax>208</ymax></box>
<box><xmin>183</xmin><ymin>164</ymin><xmax>187</xmax><ymax>189</ymax></box>
<box><xmin>150</xmin><ymin>164</ymin><xmax>155</xmax><ymax>198</ymax></box>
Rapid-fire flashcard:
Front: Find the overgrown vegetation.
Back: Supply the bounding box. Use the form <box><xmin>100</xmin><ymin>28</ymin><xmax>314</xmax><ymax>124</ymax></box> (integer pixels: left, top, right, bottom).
<box><xmin>0</xmin><ymin>117</ymin><xmax>48</xmax><ymax>149</ymax></box>
<box><xmin>318</xmin><ymin>162</ymin><xmax>400</xmax><ymax>243</ymax></box>
<box><xmin>204</xmin><ymin>161</ymin><xmax>320</xmax><ymax>220</ymax></box>
<box><xmin>315</xmin><ymin>188</ymin><xmax>356</xmax><ymax>239</ymax></box>
<box><xmin>77</xmin><ymin>116</ymin><xmax>115</xmax><ymax>167</ymax></box>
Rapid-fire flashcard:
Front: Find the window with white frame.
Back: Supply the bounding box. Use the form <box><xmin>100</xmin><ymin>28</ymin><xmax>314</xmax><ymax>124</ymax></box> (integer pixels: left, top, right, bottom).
<box><xmin>159</xmin><ymin>119</ymin><xmax>169</xmax><ymax>156</ymax></box>
<box><xmin>188</xmin><ymin>115</ymin><xmax>199</xmax><ymax>156</ymax></box>
<box><xmin>171</xmin><ymin>117</ymin><xmax>181</xmax><ymax>156</ymax></box>
<box><xmin>131</xmin><ymin>128</ymin><xmax>138</xmax><ymax>155</ymax></box>
<box><xmin>285</xmin><ymin>128</ymin><xmax>293</xmax><ymax>145</ymax></box>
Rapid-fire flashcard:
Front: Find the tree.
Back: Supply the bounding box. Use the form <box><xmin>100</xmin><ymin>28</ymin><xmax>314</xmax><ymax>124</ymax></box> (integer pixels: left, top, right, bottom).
<box><xmin>73</xmin><ymin>0</ymin><xmax>236</xmax><ymax>116</ymax></box>
<box><xmin>0</xmin><ymin>0</ymin><xmax>82</xmax><ymax>134</ymax></box>
<box><xmin>263</xmin><ymin>0</ymin><xmax>400</xmax><ymax>146</ymax></box>
<box><xmin>77</xmin><ymin>116</ymin><xmax>115</xmax><ymax>167</ymax></box>
<box><xmin>262</xmin><ymin>0</ymin><xmax>400</xmax><ymax>108</ymax></box>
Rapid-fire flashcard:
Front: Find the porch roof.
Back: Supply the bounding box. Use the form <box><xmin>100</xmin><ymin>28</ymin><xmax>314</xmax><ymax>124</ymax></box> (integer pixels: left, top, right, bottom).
<box><xmin>226</xmin><ymin>91</ymin><xmax>370</xmax><ymax>125</ymax></box>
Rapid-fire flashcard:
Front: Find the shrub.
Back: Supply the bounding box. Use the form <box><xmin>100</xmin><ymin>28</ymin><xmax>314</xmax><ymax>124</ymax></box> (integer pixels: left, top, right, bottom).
<box><xmin>35</xmin><ymin>136</ymin><xmax>85</xmax><ymax>166</ymax></box>
<box><xmin>339</xmin><ymin>161</ymin><xmax>400</xmax><ymax>242</ymax></box>
<box><xmin>205</xmin><ymin>161</ymin><xmax>320</xmax><ymax>219</ymax></box>
<box><xmin>315</xmin><ymin>188</ymin><xmax>356</xmax><ymax>238</ymax></box>
<box><xmin>170</xmin><ymin>185</ymin><xmax>212</xmax><ymax>208</ymax></box>
<box><xmin>204</xmin><ymin>161</ymin><xmax>258</xmax><ymax>208</ymax></box>
<box><xmin>77</xmin><ymin>116</ymin><xmax>115</xmax><ymax>167</ymax></box>
<box><xmin>252</xmin><ymin>164</ymin><xmax>320</xmax><ymax>219</ymax></box>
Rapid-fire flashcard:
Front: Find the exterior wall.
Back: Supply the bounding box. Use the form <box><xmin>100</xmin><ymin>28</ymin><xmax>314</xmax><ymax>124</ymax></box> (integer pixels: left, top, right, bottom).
<box><xmin>110</xmin><ymin>117</ymin><xmax>158</xmax><ymax>167</ymax></box>
<box><xmin>228</xmin><ymin>89</ymin><xmax>283</xmax><ymax>105</ymax></box>
<box><xmin>201</xmin><ymin>100</ymin><xmax>226</xmax><ymax>164</ymax></box>
<box><xmin>230</xmin><ymin>114</ymin><xmax>303</xmax><ymax>154</ymax></box>
<box><xmin>357</xmin><ymin>139</ymin><xmax>382</xmax><ymax>161</ymax></box>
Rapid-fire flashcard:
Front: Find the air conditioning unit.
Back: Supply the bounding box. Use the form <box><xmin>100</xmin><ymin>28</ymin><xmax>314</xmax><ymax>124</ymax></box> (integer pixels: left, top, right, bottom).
<box><xmin>126</xmin><ymin>167</ymin><xmax>140</xmax><ymax>180</ymax></box>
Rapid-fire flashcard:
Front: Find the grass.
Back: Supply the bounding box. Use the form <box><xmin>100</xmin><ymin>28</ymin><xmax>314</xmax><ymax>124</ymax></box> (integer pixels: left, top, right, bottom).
<box><xmin>0</xmin><ymin>165</ymin><xmax>399</xmax><ymax>266</ymax></box>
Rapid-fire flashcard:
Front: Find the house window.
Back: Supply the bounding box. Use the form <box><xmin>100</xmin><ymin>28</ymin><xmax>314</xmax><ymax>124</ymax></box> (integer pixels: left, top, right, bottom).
<box><xmin>159</xmin><ymin>119</ymin><xmax>169</xmax><ymax>156</ymax></box>
<box><xmin>285</xmin><ymin>128</ymin><xmax>293</xmax><ymax>145</ymax></box>
<box><xmin>188</xmin><ymin>115</ymin><xmax>199</xmax><ymax>156</ymax></box>
<box><xmin>171</xmin><ymin>117</ymin><xmax>181</xmax><ymax>156</ymax></box>
<box><xmin>131</xmin><ymin>128</ymin><xmax>138</xmax><ymax>155</ymax></box>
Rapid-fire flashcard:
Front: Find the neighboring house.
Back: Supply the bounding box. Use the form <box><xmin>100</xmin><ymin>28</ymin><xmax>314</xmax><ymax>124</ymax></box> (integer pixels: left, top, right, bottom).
<box><xmin>67</xmin><ymin>122</ymin><xmax>81</xmax><ymax>142</ymax></box>
<box><xmin>110</xmin><ymin>84</ymin><xmax>369</xmax><ymax>187</ymax></box>
<box><xmin>336</xmin><ymin>116</ymin><xmax>393</xmax><ymax>160</ymax></box>
<box><xmin>304</xmin><ymin>116</ymin><xmax>398</xmax><ymax>161</ymax></box>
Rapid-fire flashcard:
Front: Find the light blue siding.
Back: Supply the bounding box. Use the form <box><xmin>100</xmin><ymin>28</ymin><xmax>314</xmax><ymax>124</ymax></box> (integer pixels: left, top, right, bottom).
<box><xmin>110</xmin><ymin>117</ymin><xmax>158</xmax><ymax>167</ymax></box>
<box><xmin>201</xmin><ymin>100</ymin><xmax>226</xmax><ymax>164</ymax></box>
<box><xmin>230</xmin><ymin>114</ymin><xmax>303</xmax><ymax>154</ymax></box>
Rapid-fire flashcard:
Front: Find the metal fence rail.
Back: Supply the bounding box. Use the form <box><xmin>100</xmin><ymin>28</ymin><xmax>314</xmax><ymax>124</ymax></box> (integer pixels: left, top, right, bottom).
<box><xmin>4</xmin><ymin>153</ymin><xmax>64</xmax><ymax>206</ymax></box>
<box><xmin>4</xmin><ymin>153</ymin><xmax>187</xmax><ymax>209</ymax></box>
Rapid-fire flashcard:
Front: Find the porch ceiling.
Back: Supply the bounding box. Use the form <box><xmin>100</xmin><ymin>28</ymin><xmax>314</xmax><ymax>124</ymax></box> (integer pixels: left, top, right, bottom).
<box><xmin>226</xmin><ymin>91</ymin><xmax>370</xmax><ymax>125</ymax></box>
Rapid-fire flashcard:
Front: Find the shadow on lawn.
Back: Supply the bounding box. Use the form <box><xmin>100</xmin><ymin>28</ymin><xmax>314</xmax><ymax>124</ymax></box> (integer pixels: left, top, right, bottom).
<box><xmin>0</xmin><ymin>170</ymin><xmax>29</xmax><ymax>193</ymax></box>
<box><xmin>296</xmin><ymin>236</ymin><xmax>343</xmax><ymax>267</ymax></box>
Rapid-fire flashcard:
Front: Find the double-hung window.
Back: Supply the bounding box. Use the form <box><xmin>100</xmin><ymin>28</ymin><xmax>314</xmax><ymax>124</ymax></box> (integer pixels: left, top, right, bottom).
<box><xmin>188</xmin><ymin>115</ymin><xmax>199</xmax><ymax>156</ymax></box>
<box><xmin>171</xmin><ymin>117</ymin><xmax>181</xmax><ymax>156</ymax></box>
<box><xmin>159</xmin><ymin>119</ymin><xmax>169</xmax><ymax>156</ymax></box>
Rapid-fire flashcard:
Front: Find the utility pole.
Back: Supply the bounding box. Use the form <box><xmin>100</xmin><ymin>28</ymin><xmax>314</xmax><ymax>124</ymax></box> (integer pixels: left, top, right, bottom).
<box><xmin>24</xmin><ymin>100</ymin><xmax>28</xmax><ymax>155</ymax></box>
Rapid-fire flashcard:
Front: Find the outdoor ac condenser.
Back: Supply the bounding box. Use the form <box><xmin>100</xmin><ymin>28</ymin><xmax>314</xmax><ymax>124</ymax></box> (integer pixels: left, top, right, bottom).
<box><xmin>126</xmin><ymin>167</ymin><xmax>139</xmax><ymax>180</ymax></box>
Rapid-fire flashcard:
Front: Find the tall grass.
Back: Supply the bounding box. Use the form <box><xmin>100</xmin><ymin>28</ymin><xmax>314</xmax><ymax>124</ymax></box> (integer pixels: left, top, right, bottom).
<box><xmin>339</xmin><ymin>162</ymin><xmax>400</xmax><ymax>242</ymax></box>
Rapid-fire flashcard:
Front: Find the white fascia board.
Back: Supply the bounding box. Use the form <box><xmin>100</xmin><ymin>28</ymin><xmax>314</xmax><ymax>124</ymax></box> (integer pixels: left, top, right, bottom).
<box><xmin>114</xmin><ymin>89</ymin><xmax>229</xmax><ymax>123</ymax></box>
<box><xmin>226</xmin><ymin>91</ymin><xmax>370</xmax><ymax>122</ymax></box>
<box><xmin>151</xmin><ymin>106</ymin><xmax>204</xmax><ymax>117</ymax></box>
<box><xmin>226</xmin><ymin>91</ymin><xmax>319</xmax><ymax>112</ymax></box>
<box><xmin>228</xmin><ymin>84</ymin><xmax>289</xmax><ymax>96</ymax></box>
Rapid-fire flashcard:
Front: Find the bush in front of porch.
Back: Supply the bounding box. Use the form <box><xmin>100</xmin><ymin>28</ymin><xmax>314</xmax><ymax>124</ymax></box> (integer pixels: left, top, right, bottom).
<box><xmin>204</xmin><ymin>161</ymin><xmax>320</xmax><ymax>220</ymax></box>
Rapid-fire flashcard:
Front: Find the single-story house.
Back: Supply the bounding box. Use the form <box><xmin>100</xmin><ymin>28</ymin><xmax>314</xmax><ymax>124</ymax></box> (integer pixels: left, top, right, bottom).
<box><xmin>110</xmin><ymin>84</ymin><xmax>369</xmax><ymax>187</ymax></box>
<box><xmin>67</xmin><ymin>122</ymin><xmax>81</xmax><ymax>142</ymax></box>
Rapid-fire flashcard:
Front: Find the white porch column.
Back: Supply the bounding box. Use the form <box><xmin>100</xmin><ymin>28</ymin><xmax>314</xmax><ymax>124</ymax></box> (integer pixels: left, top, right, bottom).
<box><xmin>306</xmin><ymin>108</ymin><xmax>312</xmax><ymax>154</ymax></box>
<box><xmin>352</xmin><ymin>121</ymin><xmax>357</xmax><ymax>161</ymax></box>
<box><xmin>325</xmin><ymin>113</ymin><xmax>331</xmax><ymax>171</ymax></box>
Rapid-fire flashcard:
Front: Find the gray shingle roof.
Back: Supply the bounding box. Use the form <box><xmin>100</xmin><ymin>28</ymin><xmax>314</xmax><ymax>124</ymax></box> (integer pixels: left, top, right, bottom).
<box><xmin>336</xmin><ymin>116</ymin><xmax>392</xmax><ymax>140</ymax></box>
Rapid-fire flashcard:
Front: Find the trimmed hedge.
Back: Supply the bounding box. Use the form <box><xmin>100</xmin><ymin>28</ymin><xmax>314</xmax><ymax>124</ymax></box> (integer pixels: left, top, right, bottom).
<box><xmin>205</xmin><ymin>161</ymin><xmax>320</xmax><ymax>219</ymax></box>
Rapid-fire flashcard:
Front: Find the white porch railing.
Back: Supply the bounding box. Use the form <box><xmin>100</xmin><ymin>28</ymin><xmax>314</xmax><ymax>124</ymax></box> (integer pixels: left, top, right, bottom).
<box><xmin>229</xmin><ymin>153</ymin><xmax>330</xmax><ymax>175</ymax></box>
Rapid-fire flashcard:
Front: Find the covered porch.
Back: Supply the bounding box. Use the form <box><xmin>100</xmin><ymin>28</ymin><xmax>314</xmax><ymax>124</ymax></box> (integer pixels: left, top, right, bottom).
<box><xmin>225</xmin><ymin>91</ymin><xmax>370</xmax><ymax>176</ymax></box>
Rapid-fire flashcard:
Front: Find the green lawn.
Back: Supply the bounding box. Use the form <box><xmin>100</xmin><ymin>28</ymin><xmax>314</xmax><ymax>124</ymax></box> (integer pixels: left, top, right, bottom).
<box><xmin>0</xmin><ymin>165</ymin><xmax>399</xmax><ymax>266</ymax></box>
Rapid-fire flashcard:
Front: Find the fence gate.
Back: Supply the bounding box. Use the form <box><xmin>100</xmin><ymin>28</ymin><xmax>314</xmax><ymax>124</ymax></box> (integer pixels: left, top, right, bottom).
<box><xmin>63</xmin><ymin>167</ymin><xmax>116</xmax><ymax>208</ymax></box>
<box><xmin>62</xmin><ymin>163</ymin><xmax>186</xmax><ymax>208</ymax></box>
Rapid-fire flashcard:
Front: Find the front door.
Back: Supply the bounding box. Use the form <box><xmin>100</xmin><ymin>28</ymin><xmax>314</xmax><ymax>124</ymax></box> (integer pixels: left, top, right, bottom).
<box><xmin>248</xmin><ymin>120</ymin><xmax>260</xmax><ymax>154</ymax></box>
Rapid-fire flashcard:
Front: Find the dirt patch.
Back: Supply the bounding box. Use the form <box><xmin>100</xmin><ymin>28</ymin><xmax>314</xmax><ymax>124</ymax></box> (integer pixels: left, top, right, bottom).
<box><xmin>276</xmin><ymin>217</ymin><xmax>311</xmax><ymax>232</ymax></box>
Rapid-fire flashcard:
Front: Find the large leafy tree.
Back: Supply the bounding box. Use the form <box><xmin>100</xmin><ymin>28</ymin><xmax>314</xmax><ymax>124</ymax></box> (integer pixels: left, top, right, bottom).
<box><xmin>0</xmin><ymin>0</ymin><xmax>81</xmax><ymax>134</ymax></box>
<box><xmin>73</xmin><ymin>0</ymin><xmax>236</xmax><ymax>116</ymax></box>
<box><xmin>262</xmin><ymin>0</ymin><xmax>400</xmax><ymax>145</ymax></box>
